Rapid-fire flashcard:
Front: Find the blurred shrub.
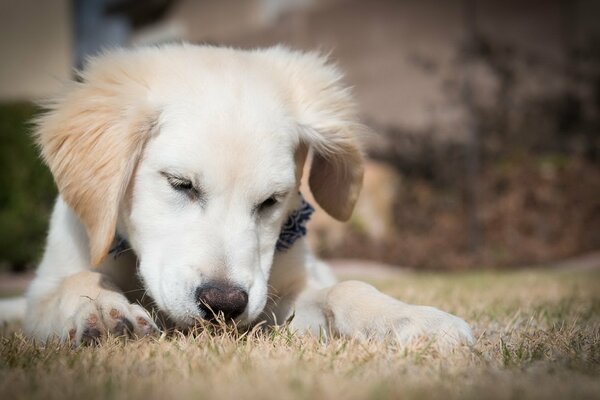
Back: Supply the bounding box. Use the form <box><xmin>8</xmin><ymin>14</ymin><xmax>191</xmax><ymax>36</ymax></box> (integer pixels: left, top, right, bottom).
<box><xmin>317</xmin><ymin>32</ymin><xmax>600</xmax><ymax>269</ymax></box>
<box><xmin>0</xmin><ymin>103</ymin><xmax>56</xmax><ymax>271</ymax></box>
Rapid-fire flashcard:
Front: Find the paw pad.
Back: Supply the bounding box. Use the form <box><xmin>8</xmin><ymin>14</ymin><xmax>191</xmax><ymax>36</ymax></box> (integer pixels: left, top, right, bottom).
<box><xmin>81</xmin><ymin>327</ymin><xmax>102</xmax><ymax>345</ymax></box>
<box><xmin>114</xmin><ymin>318</ymin><xmax>135</xmax><ymax>336</ymax></box>
<box><xmin>87</xmin><ymin>314</ymin><xmax>99</xmax><ymax>326</ymax></box>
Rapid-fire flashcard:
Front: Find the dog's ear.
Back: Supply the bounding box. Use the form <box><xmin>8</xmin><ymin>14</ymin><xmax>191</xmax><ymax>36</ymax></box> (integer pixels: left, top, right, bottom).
<box><xmin>34</xmin><ymin>53</ymin><xmax>156</xmax><ymax>266</ymax></box>
<box><xmin>263</xmin><ymin>47</ymin><xmax>365</xmax><ymax>221</ymax></box>
<box><xmin>306</xmin><ymin>144</ymin><xmax>364</xmax><ymax>221</ymax></box>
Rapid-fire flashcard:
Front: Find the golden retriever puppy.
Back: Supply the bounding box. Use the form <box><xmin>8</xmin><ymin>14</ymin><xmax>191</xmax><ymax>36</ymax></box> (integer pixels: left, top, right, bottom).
<box><xmin>21</xmin><ymin>44</ymin><xmax>473</xmax><ymax>347</ymax></box>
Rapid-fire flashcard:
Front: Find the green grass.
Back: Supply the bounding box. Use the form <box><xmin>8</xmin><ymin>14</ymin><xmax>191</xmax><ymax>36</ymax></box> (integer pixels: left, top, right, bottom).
<box><xmin>1</xmin><ymin>267</ymin><xmax>599</xmax><ymax>399</ymax></box>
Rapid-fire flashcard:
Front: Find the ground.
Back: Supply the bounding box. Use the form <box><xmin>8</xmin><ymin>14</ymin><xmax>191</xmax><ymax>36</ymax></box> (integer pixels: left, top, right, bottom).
<box><xmin>0</xmin><ymin>264</ymin><xmax>599</xmax><ymax>400</ymax></box>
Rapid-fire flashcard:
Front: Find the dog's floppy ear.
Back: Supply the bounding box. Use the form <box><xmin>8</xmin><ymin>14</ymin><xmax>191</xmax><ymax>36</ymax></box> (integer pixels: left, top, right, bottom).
<box><xmin>34</xmin><ymin>52</ymin><xmax>156</xmax><ymax>266</ymax></box>
<box><xmin>263</xmin><ymin>47</ymin><xmax>365</xmax><ymax>221</ymax></box>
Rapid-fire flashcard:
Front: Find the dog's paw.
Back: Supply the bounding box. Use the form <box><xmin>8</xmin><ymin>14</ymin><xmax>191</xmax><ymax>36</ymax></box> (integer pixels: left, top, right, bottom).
<box><xmin>24</xmin><ymin>271</ymin><xmax>159</xmax><ymax>346</ymax></box>
<box><xmin>64</xmin><ymin>291</ymin><xmax>159</xmax><ymax>346</ymax></box>
<box><xmin>326</xmin><ymin>280</ymin><xmax>474</xmax><ymax>349</ymax></box>
<box><xmin>385</xmin><ymin>305</ymin><xmax>475</xmax><ymax>349</ymax></box>
<box><xmin>26</xmin><ymin>271</ymin><xmax>159</xmax><ymax>345</ymax></box>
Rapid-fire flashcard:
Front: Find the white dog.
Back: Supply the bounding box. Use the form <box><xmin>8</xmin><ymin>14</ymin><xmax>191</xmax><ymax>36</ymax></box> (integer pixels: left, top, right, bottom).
<box><xmin>18</xmin><ymin>44</ymin><xmax>473</xmax><ymax>347</ymax></box>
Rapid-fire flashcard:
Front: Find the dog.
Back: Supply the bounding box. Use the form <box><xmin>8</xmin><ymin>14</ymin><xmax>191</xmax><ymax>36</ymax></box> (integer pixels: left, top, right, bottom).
<box><xmin>18</xmin><ymin>44</ymin><xmax>473</xmax><ymax>347</ymax></box>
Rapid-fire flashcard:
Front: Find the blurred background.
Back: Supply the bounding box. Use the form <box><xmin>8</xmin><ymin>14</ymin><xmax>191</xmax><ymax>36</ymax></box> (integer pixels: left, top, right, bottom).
<box><xmin>0</xmin><ymin>0</ymin><xmax>599</xmax><ymax>274</ymax></box>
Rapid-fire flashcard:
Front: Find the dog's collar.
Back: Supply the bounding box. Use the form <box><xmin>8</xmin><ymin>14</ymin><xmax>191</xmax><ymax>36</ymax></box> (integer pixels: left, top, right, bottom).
<box><xmin>275</xmin><ymin>195</ymin><xmax>314</xmax><ymax>251</ymax></box>
<box><xmin>109</xmin><ymin>195</ymin><xmax>314</xmax><ymax>258</ymax></box>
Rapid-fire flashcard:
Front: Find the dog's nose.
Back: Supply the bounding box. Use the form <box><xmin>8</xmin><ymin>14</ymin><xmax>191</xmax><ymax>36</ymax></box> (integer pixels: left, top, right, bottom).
<box><xmin>195</xmin><ymin>283</ymin><xmax>248</xmax><ymax>320</ymax></box>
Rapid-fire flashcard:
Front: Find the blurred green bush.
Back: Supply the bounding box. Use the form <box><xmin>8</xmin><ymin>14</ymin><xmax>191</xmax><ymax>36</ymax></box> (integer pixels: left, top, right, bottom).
<box><xmin>0</xmin><ymin>103</ymin><xmax>56</xmax><ymax>271</ymax></box>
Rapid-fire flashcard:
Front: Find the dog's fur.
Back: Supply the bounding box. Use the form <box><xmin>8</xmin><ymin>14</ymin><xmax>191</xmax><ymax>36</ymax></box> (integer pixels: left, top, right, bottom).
<box><xmin>20</xmin><ymin>44</ymin><xmax>473</xmax><ymax>347</ymax></box>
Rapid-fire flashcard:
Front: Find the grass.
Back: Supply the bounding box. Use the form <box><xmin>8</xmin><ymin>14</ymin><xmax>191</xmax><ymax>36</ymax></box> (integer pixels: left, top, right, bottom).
<box><xmin>0</xmin><ymin>267</ymin><xmax>599</xmax><ymax>400</ymax></box>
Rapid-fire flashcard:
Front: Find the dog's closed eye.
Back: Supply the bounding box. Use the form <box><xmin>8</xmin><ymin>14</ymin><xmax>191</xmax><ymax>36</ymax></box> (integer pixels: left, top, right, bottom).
<box><xmin>258</xmin><ymin>196</ymin><xmax>278</xmax><ymax>210</ymax></box>
<box><xmin>161</xmin><ymin>172</ymin><xmax>203</xmax><ymax>201</ymax></box>
<box><xmin>255</xmin><ymin>193</ymin><xmax>286</xmax><ymax>214</ymax></box>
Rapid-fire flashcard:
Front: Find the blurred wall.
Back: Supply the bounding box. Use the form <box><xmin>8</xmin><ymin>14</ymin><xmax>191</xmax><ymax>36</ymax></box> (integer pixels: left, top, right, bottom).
<box><xmin>0</xmin><ymin>0</ymin><xmax>72</xmax><ymax>101</ymax></box>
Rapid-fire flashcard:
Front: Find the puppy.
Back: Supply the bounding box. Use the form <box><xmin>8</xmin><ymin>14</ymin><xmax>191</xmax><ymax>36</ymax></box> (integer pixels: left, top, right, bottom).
<box><xmin>23</xmin><ymin>44</ymin><xmax>473</xmax><ymax>347</ymax></box>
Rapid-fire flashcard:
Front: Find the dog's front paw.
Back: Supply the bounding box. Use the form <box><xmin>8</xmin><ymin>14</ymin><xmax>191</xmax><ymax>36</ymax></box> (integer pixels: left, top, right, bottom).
<box><xmin>386</xmin><ymin>305</ymin><xmax>475</xmax><ymax>349</ymax></box>
<box><xmin>326</xmin><ymin>281</ymin><xmax>474</xmax><ymax>349</ymax></box>
<box><xmin>64</xmin><ymin>291</ymin><xmax>159</xmax><ymax>346</ymax></box>
<box><xmin>26</xmin><ymin>271</ymin><xmax>159</xmax><ymax>345</ymax></box>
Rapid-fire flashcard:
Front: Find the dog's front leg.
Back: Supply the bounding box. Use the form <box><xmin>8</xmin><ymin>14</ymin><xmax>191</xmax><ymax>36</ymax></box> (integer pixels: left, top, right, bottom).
<box><xmin>25</xmin><ymin>270</ymin><xmax>159</xmax><ymax>345</ymax></box>
<box><xmin>24</xmin><ymin>199</ymin><xmax>159</xmax><ymax>344</ymax></box>
<box><xmin>290</xmin><ymin>281</ymin><xmax>474</xmax><ymax>348</ymax></box>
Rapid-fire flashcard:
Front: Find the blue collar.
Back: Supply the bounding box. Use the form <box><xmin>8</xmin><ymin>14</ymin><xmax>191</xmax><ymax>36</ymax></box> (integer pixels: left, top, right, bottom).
<box><xmin>109</xmin><ymin>195</ymin><xmax>314</xmax><ymax>258</ymax></box>
<box><xmin>275</xmin><ymin>195</ymin><xmax>314</xmax><ymax>251</ymax></box>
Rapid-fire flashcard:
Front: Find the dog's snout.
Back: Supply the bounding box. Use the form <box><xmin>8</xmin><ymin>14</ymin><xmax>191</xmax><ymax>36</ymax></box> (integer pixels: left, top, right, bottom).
<box><xmin>196</xmin><ymin>283</ymin><xmax>248</xmax><ymax>320</ymax></box>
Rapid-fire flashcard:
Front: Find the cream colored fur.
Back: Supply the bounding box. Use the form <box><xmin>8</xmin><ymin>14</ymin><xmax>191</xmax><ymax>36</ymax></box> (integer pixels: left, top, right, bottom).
<box><xmin>13</xmin><ymin>44</ymin><xmax>473</xmax><ymax>348</ymax></box>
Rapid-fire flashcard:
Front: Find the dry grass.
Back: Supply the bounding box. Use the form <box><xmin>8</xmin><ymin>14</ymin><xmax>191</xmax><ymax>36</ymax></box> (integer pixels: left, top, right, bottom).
<box><xmin>1</xmin><ymin>267</ymin><xmax>599</xmax><ymax>400</ymax></box>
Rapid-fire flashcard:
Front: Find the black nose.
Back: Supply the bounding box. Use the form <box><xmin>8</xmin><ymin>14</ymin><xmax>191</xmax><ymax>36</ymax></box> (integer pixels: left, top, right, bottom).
<box><xmin>195</xmin><ymin>283</ymin><xmax>248</xmax><ymax>321</ymax></box>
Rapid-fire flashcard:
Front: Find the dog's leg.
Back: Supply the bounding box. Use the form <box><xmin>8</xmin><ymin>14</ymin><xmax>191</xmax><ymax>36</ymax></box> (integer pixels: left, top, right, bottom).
<box><xmin>24</xmin><ymin>199</ymin><xmax>158</xmax><ymax>344</ymax></box>
<box><xmin>289</xmin><ymin>280</ymin><xmax>474</xmax><ymax>348</ymax></box>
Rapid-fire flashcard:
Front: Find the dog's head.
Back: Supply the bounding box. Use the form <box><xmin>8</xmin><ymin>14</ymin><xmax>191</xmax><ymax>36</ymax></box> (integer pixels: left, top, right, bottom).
<box><xmin>35</xmin><ymin>45</ymin><xmax>364</xmax><ymax>326</ymax></box>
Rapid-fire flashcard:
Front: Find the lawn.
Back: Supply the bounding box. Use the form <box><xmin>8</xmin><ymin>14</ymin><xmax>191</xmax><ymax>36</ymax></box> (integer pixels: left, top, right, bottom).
<box><xmin>0</xmin><ymin>267</ymin><xmax>598</xmax><ymax>400</ymax></box>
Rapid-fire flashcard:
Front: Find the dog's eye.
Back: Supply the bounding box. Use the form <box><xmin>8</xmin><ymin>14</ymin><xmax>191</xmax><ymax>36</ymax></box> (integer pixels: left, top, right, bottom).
<box><xmin>163</xmin><ymin>173</ymin><xmax>201</xmax><ymax>199</ymax></box>
<box><xmin>168</xmin><ymin>176</ymin><xmax>194</xmax><ymax>191</ymax></box>
<box><xmin>257</xmin><ymin>195</ymin><xmax>279</xmax><ymax>212</ymax></box>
